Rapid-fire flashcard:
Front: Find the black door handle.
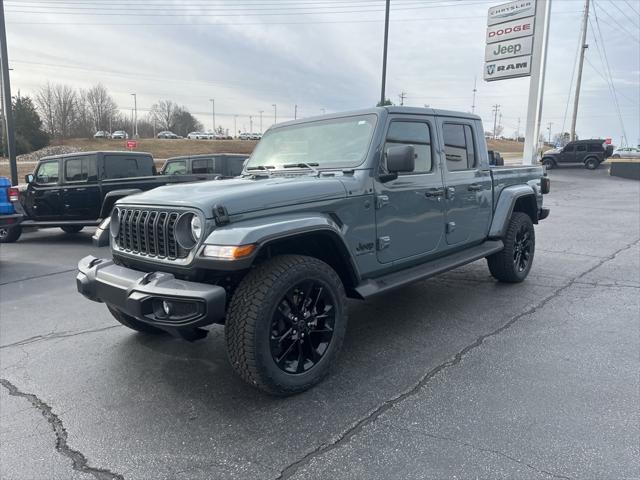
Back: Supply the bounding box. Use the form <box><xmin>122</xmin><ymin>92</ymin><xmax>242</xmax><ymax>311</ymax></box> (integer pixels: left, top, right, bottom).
<box><xmin>425</xmin><ymin>188</ymin><xmax>445</xmax><ymax>197</ymax></box>
<box><xmin>468</xmin><ymin>183</ymin><xmax>483</xmax><ymax>191</ymax></box>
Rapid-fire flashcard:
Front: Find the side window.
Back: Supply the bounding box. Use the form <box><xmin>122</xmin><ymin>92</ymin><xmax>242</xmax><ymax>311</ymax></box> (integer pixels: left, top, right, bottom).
<box><xmin>564</xmin><ymin>145</ymin><xmax>575</xmax><ymax>152</ymax></box>
<box><xmin>384</xmin><ymin>121</ymin><xmax>432</xmax><ymax>173</ymax></box>
<box><xmin>192</xmin><ymin>158</ymin><xmax>214</xmax><ymax>174</ymax></box>
<box><xmin>576</xmin><ymin>145</ymin><xmax>587</xmax><ymax>152</ymax></box>
<box><xmin>35</xmin><ymin>161</ymin><xmax>59</xmax><ymax>184</ymax></box>
<box><xmin>65</xmin><ymin>158</ymin><xmax>85</xmax><ymax>182</ymax></box>
<box><xmin>228</xmin><ymin>157</ymin><xmax>245</xmax><ymax>176</ymax></box>
<box><xmin>164</xmin><ymin>160</ymin><xmax>186</xmax><ymax>175</ymax></box>
<box><xmin>587</xmin><ymin>144</ymin><xmax>602</xmax><ymax>152</ymax></box>
<box><xmin>103</xmin><ymin>155</ymin><xmax>153</xmax><ymax>179</ymax></box>
<box><xmin>443</xmin><ymin>123</ymin><xmax>476</xmax><ymax>171</ymax></box>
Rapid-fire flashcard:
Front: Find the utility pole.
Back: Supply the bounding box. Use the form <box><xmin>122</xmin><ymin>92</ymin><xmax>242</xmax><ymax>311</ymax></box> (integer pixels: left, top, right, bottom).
<box><xmin>209</xmin><ymin>98</ymin><xmax>215</xmax><ymax>132</ymax></box>
<box><xmin>379</xmin><ymin>0</ymin><xmax>391</xmax><ymax>105</ymax></box>
<box><xmin>398</xmin><ymin>91</ymin><xmax>406</xmax><ymax>106</ymax></box>
<box><xmin>547</xmin><ymin>122</ymin><xmax>553</xmax><ymax>143</ymax></box>
<box><xmin>516</xmin><ymin>117</ymin><xmax>521</xmax><ymax>141</ymax></box>
<box><xmin>130</xmin><ymin>93</ymin><xmax>137</xmax><ymax>138</ymax></box>
<box><xmin>570</xmin><ymin>0</ymin><xmax>590</xmax><ymax>142</ymax></box>
<box><xmin>294</xmin><ymin>104</ymin><xmax>298</xmax><ymax>120</ymax></box>
<box><xmin>272</xmin><ymin>103</ymin><xmax>277</xmax><ymax>125</ymax></box>
<box><xmin>471</xmin><ymin>77</ymin><xmax>477</xmax><ymax>114</ymax></box>
<box><xmin>233</xmin><ymin>115</ymin><xmax>237</xmax><ymax>138</ymax></box>
<box><xmin>0</xmin><ymin>0</ymin><xmax>17</xmax><ymax>185</ymax></box>
<box><xmin>249</xmin><ymin>115</ymin><xmax>253</xmax><ymax>133</ymax></box>
<box><xmin>492</xmin><ymin>104</ymin><xmax>500</xmax><ymax>139</ymax></box>
<box><xmin>498</xmin><ymin>112</ymin><xmax>503</xmax><ymax>136</ymax></box>
<box><xmin>258</xmin><ymin>110</ymin><xmax>263</xmax><ymax>133</ymax></box>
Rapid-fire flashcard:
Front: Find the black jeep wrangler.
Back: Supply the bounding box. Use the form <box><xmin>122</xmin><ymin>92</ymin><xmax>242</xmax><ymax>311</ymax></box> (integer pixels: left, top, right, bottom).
<box><xmin>541</xmin><ymin>139</ymin><xmax>613</xmax><ymax>170</ymax></box>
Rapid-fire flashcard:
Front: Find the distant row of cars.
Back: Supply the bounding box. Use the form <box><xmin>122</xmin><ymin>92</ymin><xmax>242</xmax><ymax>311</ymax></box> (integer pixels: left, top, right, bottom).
<box><xmin>186</xmin><ymin>131</ymin><xmax>232</xmax><ymax>140</ymax></box>
<box><xmin>94</xmin><ymin>130</ymin><xmax>259</xmax><ymax>140</ymax></box>
<box><xmin>94</xmin><ymin>130</ymin><xmax>129</xmax><ymax>139</ymax></box>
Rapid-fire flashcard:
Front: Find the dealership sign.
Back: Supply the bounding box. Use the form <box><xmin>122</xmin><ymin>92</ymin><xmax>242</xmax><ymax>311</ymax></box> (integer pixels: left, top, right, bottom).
<box><xmin>484</xmin><ymin>0</ymin><xmax>536</xmax><ymax>82</ymax></box>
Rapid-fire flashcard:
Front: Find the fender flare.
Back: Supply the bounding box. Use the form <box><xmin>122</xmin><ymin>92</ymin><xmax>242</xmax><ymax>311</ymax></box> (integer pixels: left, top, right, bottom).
<box><xmin>488</xmin><ymin>185</ymin><xmax>536</xmax><ymax>239</ymax></box>
<box><xmin>203</xmin><ymin>212</ymin><xmax>360</xmax><ymax>285</ymax></box>
<box><xmin>99</xmin><ymin>189</ymin><xmax>143</xmax><ymax>218</ymax></box>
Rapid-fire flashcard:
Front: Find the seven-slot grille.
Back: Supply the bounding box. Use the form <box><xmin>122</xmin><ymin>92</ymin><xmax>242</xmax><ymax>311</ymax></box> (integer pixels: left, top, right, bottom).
<box><xmin>115</xmin><ymin>208</ymin><xmax>189</xmax><ymax>260</ymax></box>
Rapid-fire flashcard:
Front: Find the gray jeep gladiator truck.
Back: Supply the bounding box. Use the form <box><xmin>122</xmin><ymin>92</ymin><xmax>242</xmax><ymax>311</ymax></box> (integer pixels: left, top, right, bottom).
<box><xmin>77</xmin><ymin>107</ymin><xmax>550</xmax><ymax>395</ymax></box>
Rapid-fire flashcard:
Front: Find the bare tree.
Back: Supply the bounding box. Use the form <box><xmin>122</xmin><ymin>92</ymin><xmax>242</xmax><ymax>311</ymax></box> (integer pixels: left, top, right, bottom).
<box><xmin>73</xmin><ymin>90</ymin><xmax>94</xmax><ymax>138</ymax></box>
<box><xmin>150</xmin><ymin>100</ymin><xmax>178</xmax><ymax>131</ymax></box>
<box><xmin>86</xmin><ymin>83</ymin><xmax>118</xmax><ymax>132</ymax></box>
<box><xmin>53</xmin><ymin>84</ymin><xmax>77</xmax><ymax>139</ymax></box>
<box><xmin>35</xmin><ymin>82</ymin><xmax>56</xmax><ymax>137</ymax></box>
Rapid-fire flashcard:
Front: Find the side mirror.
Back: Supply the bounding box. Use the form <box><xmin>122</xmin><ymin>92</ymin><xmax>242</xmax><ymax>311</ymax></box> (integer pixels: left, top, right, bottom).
<box><xmin>386</xmin><ymin>145</ymin><xmax>415</xmax><ymax>173</ymax></box>
<box><xmin>25</xmin><ymin>174</ymin><xmax>34</xmax><ymax>183</ymax></box>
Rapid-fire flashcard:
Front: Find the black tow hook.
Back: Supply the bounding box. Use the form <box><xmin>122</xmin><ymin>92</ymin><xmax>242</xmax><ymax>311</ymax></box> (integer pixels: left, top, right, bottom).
<box><xmin>88</xmin><ymin>257</ymin><xmax>103</xmax><ymax>268</ymax></box>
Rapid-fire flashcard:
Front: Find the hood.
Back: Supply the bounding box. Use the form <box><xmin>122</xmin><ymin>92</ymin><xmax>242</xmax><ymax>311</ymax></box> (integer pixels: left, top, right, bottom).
<box><xmin>118</xmin><ymin>175</ymin><xmax>348</xmax><ymax>217</ymax></box>
<box><xmin>543</xmin><ymin>147</ymin><xmax>561</xmax><ymax>155</ymax></box>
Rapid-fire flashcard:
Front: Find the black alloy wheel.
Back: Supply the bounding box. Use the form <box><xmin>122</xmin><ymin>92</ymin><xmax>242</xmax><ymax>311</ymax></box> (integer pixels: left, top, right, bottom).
<box><xmin>270</xmin><ymin>280</ymin><xmax>336</xmax><ymax>375</ymax></box>
<box><xmin>513</xmin><ymin>223</ymin><xmax>533</xmax><ymax>273</ymax></box>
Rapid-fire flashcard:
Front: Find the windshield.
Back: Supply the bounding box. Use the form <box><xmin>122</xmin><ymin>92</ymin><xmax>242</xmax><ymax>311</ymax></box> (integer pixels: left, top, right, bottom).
<box><xmin>245</xmin><ymin>114</ymin><xmax>377</xmax><ymax>170</ymax></box>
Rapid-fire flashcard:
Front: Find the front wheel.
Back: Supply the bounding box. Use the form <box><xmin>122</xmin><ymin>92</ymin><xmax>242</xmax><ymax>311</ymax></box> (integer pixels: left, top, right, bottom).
<box><xmin>541</xmin><ymin>158</ymin><xmax>555</xmax><ymax>169</ymax></box>
<box><xmin>585</xmin><ymin>158</ymin><xmax>600</xmax><ymax>170</ymax></box>
<box><xmin>225</xmin><ymin>255</ymin><xmax>347</xmax><ymax>396</ymax></box>
<box><xmin>0</xmin><ymin>225</ymin><xmax>21</xmax><ymax>243</ymax></box>
<box><xmin>61</xmin><ymin>226</ymin><xmax>84</xmax><ymax>234</ymax></box>
<box><xmin>487</xmin><ymin>212</ymin><xmax>535</xmax><ymax>283</ymax></box>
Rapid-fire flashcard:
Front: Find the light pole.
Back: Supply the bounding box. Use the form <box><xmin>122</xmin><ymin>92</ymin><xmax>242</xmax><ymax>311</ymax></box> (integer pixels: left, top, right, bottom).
<box><xmin>209</xmin><ymin>98</ymin><xmax>215</xmax><ymax>132</ymax></box>
<box><xmin>258</xmin><ymin>110</ymin><xmax>263</xmax><ymax>133</ymax></box>
<box><xmin>380</xmin><ymin>0</ymin><xmax>391</xmax><ymax>105</ymax></box>
<box><xmin>130</xmin><ymin>93</ymin><xmax>137</xmax><ymax>138</ymax></box>
<box><xmin>272</xmin><ymin>104</ymin><xmax>277</xmax><ymax>125</ymax></box>
<box><xmin>294</xmin><ymin>104</ymin><xmax>298</xmax><ymax>120</ymax></box>
<box><xmin>233</xmin><ymin>115</ymin><xmax>238</xmax><ymax>138</ymax></box>
<box><xmin>249</xmin><ymin>115</ymin><xmax>253</xmax><ymax>133</ymax></box>
<box><xmin>0</xmin><ymin>0</ymin><xmax>17</xmax><ymax>185</ymax></box>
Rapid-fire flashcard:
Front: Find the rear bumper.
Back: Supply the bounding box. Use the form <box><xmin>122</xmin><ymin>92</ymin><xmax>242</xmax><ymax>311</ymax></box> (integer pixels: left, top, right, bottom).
<box><xmin>0</xmin><ymin>213</ymin><xmax>23</xmax><ymax>228</ymax></box>
<box><xmin>76</xmin><ymin>255</ymin><xmax>226</xmax><ymax>338</ymax></box>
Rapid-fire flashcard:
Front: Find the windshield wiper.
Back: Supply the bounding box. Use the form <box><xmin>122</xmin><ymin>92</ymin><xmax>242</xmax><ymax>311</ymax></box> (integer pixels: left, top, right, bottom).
<box><xmin>246</xmin><ymin>165</ymin><xmax>275</xmax><ymax>171</ymax></box>
<box><xmin>283</xmin><ymin>162</ymin><xmax>320</xmax><ymax>174</ymax></box>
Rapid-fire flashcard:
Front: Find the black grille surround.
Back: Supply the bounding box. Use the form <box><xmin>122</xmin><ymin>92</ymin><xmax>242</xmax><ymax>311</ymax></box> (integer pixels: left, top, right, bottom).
<box><xmin>113</xmin><ymin>207</ymin><xmax>196</xmax><ymax>262</ymax></box>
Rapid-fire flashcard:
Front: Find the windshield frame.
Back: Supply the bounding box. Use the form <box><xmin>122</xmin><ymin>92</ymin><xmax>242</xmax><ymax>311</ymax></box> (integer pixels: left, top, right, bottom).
<box><xmin>244</xmin><ymin>113</ymin><xmax>379</xmax><ymax>172</ymax></box>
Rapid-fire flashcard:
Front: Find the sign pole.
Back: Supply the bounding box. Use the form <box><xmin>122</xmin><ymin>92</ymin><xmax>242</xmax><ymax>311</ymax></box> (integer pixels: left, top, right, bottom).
<box><xmin>522</xmin><ymin>0</ymin><xmax>551</xmax><ymax>165</ymax></box>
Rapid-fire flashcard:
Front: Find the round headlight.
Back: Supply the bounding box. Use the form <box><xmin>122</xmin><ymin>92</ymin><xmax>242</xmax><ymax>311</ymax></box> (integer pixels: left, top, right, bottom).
<box><xmin>190</xmin><ymin>215</ymin><xmax>202</xmax><ymax>241</ymax></box>
<box><xmin>110</xmin><ymin>208</ymin><xmax>120</xmax><ymax>237</ymax></box>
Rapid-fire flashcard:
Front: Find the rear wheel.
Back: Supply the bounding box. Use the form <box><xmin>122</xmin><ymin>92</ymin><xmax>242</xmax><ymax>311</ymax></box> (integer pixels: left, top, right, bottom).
<box><xmin>225</xmin><ymin>254</ymin><xmax>347</xmax><ymax>395</ymax></box>
<box><xmin>585</xmin><ymin>157</ymin><xmax>600</xmax><ymax>170</ymax></box>
<box><xmin>541</xmin><ymin>158</ymin><xmax>555</xmax><ymax>169</ymax></box>
<box><xmin>611</xmin><ymin>154</ymin><xmax>620</xmax><ymax>159</ymax></box>
<box><xmin>107</xmin><ymin>306</ymin><xmax>166</xmax><ymax>334</ymax></box>
<box><xmin>487</xmin><ymin>212</ymin><xmax>535</xmax><ymax>283</ymax></box>
<box><xmin>0</xmin><ymin>225</ymin><xmax>21</xmax><ymax>243</ymax></box>
<box><xmin>61</xmin><ymin>225</ymin><xmax>84</xmax><ymax>234</ymax></box>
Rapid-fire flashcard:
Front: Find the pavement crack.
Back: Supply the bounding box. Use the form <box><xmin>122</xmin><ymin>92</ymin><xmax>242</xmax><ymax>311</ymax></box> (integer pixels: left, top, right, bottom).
<box><xmin>416</xmin><ymin>431</ymin><xmax>573</xmax><ymax>480</ymax></box>
<box><xmin>0</xmin><ymin>378</ymin><xmax>124</xmax><ymax>480</ymax></box>
<box><xmin>0</xmin><ymin>325</ymin><xmax>121</xmax><ymax>350</ymax></box>
<box><xmin>0</xmin><ymin>268</ymin><xmax>77</xmax><ymax>286</ymax></box>
<box><xmin>275</xmin><ymin>239</ymin><xmax>639</xmax><ymax>480</ymax></box>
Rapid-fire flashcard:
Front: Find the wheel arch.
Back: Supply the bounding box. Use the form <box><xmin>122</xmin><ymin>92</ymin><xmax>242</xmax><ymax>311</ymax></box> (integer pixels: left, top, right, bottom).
<box><xmin>489</xmin><ymin>185</ymin><xmax>538</xmax><ymax>239</ymax></box>
<box><xmin>100</xmin><ymin>189</ymin><xmax>143</xmax><ymax>218</ymax></box>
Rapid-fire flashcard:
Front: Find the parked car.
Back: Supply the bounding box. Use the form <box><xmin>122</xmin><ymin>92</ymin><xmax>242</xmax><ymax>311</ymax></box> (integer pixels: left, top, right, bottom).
<box><xmin>611</xmin><ymin>146</ymin><xmax>640</xmax><ymax>159</ymax></box>
<box><xmin>111</xmin><ymin>130</ymin><xmax>129</xmax><ymax>140</ymax></box>
<box><xmin>0</xmin><ymin>177</ymin><xmax>23</xmax><ymax>243</ymax></box>
<box><xmin>157</xmin><ymin>131</ymin><xmax>180</xmax><ymax>139</ymax></box>
<box><xmin>187</xmin><ymin>132</ymin><xmax>210</xmax><ymax>140</ymax></box>
<box><xmin>161</xmin><ymin>153</ymin><xmax>249</xmax><ymax>177</ymax></box>
<box><xmin>93</xmin><ymin>131</ymin><xmax>111</xmax><ymax>139</ymax></box>
<box><xmin>77</xmin><ymin>107</ymin><xmax>550</xmax><ymax>395</ymax></box>
<box><xmin>238</xmin><ymin>132</ymin><xmax>251</xmax><ymax>140</ymax></box>
<box><xmin>541</xmin><ymin>139</ymin><xmax>613</xmax><ymax>170</ymax></box>
<box><xmin>5</xmin><ymin>151</ymin><xmax>220</xmax><ymax>243</ymax></box>
<box><xmin>249</xmin><ymin>133</ymin><xmax>262</xmax><ymax>140</ymax></box>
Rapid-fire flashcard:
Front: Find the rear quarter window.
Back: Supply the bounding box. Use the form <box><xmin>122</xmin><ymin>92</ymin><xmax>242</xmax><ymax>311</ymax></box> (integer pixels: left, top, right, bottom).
<box><xmin>588</xmin><ymin>144</ymin><xmax>604</xmax><ymax>152</ymax></box>
<box><xmin>103</xmin><ymin>155</ymin><xmax>155</xmax><ymax>179</ymax></box>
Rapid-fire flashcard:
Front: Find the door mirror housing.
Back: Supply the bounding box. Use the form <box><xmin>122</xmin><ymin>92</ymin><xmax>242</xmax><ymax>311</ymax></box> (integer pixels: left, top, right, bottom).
<box><xmin>381</xmin><ymin>145</ymin><xmax>415</xmax><ymax>182</ymax></box>
<box><xmin>25</xmin><ymin>174</ymin><xmax>34</xmax><ymax>184</ymax></box>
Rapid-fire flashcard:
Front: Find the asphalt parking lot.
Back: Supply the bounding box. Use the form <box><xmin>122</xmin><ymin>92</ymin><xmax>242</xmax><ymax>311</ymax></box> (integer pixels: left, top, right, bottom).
<box><xmin>1</xmin><ymin>167</ymin><xmax>638</xmax><ymax>480</ymax></box>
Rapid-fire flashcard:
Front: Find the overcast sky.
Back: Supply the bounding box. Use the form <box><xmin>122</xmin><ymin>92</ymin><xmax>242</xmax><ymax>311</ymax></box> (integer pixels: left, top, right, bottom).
<box><xmin>5</xmin><ymin>0</ymin><xmax>640</xmax><ymax>144</ymax></box>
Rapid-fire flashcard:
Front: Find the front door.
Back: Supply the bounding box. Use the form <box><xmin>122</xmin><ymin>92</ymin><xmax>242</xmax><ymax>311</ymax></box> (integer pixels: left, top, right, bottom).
<box><xmin>575</xmin><ymin>144</ymin><xmax>588</xmax><ymax>164</ymax></box>
<box><xmin>560</xmin><ymin>144</ymin><xmax>575</xmax><ymax>164</ymax></box>
<box><xmin>375</xmin><ymin>116</ymin><xmax>446</xmax><ymax>264</ymax></box>
<box><xmin>61</xmin><ymin>155</ymin><xmax>101</xmax><ymax>219</ymax></box>
<box><xmin>26</xmin><ymin>159</ymin><xmax>63</xmax><ymax>220</ymax></box>
<box><xmin>438</xmin><ymin>120</ymin><xmax>492</xmax><ymax>246</ymax></box>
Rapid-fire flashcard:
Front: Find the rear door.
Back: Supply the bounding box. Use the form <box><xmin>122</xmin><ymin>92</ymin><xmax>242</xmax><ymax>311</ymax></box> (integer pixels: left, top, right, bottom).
<box><xmin>27</xmin><ymin>159</ymin><xmax>63</xmax><ymax>220</ymax></box>
<box><xmin>575</xmin><ymin>144</ymin><xmax>588</xmax><ymax>163</ymax></box>
<box><xmin>374</xmin><ymin>115</ymin><xmax>446</xmax><ymax>264</ymax></box>
<box><xmin>438</xmin><ymin>119</ymin><xmax>492</xmax><ymax>246</ymax></box>
<box><xmin>61</xmin><ymin>154</ymin><xmax>101</xmax><ymax>219</ymax></box>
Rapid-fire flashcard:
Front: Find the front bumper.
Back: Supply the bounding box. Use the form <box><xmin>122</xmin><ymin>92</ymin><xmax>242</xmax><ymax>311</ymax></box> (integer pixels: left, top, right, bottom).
<box><xmin>76</xmin><ymin>255</ymin><xmax>226</xmax><ymax>339</ymax></box>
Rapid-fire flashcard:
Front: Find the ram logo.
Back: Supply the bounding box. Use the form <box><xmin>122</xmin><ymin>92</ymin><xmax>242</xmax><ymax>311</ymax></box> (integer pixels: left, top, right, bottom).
<box><xmin>486</xmin><ymin>64</ymin><xmax>496</xmax><ymax>75</ymax></box>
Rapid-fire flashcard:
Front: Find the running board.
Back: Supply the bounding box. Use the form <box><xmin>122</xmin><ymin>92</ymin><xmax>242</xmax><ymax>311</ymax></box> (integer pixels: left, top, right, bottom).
<box><xmin>355</xmin><ymin>240</ymin><xmax>504</xmax><ymax>298</ymax></box>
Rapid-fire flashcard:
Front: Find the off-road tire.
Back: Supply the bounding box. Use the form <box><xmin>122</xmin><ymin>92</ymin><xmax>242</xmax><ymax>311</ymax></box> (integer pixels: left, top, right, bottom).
<box><xmin>0</xmin><ymin>225</ymin><xmax>22</xmax><ymax>243</ymax></box>
<box><xmin>487</xmin><ymin>212</ymin><xmax>535</xmax><ymax>283</ymax></box>
<box><xmin>541</xmin><ymin>158</ymin><xmax>555</xmax><ymax>169</ymax></box>
<box><xmin>61</xmin><ymin>226</ymin><xmax>84</xmax><ymax>234</ymax></box>
<box><xmin>225</xmin><ymin>254</ymin><xmax>347</xmax><ymax>396</ymax></box>
<box><xmin>107</xmin><ymin>305</ymin><xmax>166</xmax><ymax>334</ymax></box>
<box><xmin>585</xmin><ymin>157</ymin><xmax>600</xmax><ymax>170</ymax></box>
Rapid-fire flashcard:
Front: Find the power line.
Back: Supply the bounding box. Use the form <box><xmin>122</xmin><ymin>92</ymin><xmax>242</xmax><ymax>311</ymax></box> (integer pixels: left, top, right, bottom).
<box><xmin>622</xmin><ymin>0</ymin><xmax>640</xmax><ymax>16</ymax></box>
<box><xmin>606</xmin><ymin>0</ymin><xmax>640</xmax><ymax>27</ymax></box>
<box><xmin>592</xmin><ymin>0</ymin><xmax>640</xmax><ymax>42</ymax></box>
